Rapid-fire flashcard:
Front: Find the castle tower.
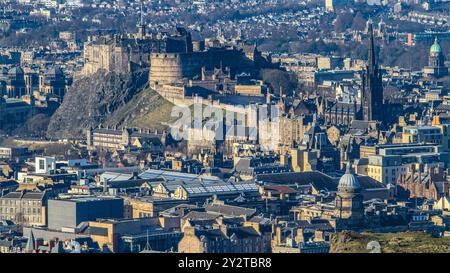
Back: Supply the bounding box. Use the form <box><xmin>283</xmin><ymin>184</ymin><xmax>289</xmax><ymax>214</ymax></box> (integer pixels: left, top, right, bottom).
<box><xmin>360</xmin><ymin>22</ymin><xmax>383</xmax><ymax>122</ymax></box>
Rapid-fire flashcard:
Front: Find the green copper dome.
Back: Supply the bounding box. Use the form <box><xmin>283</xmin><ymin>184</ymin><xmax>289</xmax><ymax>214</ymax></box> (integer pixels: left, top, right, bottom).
<box><xmin>430</xmin><ymin>38</ymin><xmax>442</xmax><ymax>54</ymax></box>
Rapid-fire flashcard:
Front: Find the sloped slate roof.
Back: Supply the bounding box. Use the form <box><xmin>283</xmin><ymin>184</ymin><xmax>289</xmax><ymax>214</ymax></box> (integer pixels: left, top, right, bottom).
<box><xmin>256</xmin><ymin>171</ymin><xmax>385</xmax><ymax>191</ymax></box>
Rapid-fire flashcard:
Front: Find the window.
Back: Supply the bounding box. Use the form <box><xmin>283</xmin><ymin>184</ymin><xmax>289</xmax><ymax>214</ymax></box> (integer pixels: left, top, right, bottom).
<box><xmin>39</xmin><ymin>159</ymin><xmax>45</xmax><ymax>170</ymax></box>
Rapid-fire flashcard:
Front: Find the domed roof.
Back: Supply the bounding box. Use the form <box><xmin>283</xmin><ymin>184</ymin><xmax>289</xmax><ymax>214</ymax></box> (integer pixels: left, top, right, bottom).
<box><xmin>338</xmin><ymin>164</ymin><xmax>361</xmax><ymax>191</ymax></box>
<box><xmin>430</xmin><ymin>37</ymin><xmax>442</xmax><ymax>54</ymax></box>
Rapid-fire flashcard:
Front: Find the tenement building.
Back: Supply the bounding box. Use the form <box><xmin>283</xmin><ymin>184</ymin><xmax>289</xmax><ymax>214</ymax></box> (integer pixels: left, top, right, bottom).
<box><xmin>178</xmin><ymin>218</ymin><xmax>269</xmax><ymax>253</ymax></box>
<box><xmin>86</xmin><ymin>127</ymin><xmax>168</xmax><ymax>152</ymax></box>
<box><xmin>0</xmin><ymin>190</ymin><xmax>48</xmax><ymax>227</ymax></box>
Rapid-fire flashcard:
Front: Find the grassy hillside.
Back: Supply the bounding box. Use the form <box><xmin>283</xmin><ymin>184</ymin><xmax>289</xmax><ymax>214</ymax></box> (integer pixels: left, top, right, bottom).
<box><xmin>104</xmin><ymin>87</ymin><xmax>177</xmax><ymax>132</ymax></box>
<box><xmin>330</xmin><ymin>231</ymin><xmax>450</xmax><ymax>253</ymax></box>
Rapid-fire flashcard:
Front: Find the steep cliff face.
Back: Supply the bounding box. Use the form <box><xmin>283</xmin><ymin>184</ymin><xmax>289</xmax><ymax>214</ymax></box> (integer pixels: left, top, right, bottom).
<box><xmin>47</xmin><ymin>69</ymin><xmax>149</xmax><ymax>139</ymax></box>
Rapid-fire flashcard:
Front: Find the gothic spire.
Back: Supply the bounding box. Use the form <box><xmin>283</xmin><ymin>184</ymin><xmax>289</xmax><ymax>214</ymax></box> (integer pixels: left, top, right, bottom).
<box><xmin>136</xmin><ymin>1</ymin><xmax>146</xmax><ymax>39</ymax></box>
<box><xmin>140</xmin><ymin>1</ymin><xmax>144</xmax><ymax>26</ymax></box>
<box><xmin>368</xmin><ymin>20</ymin><xmax>376</xmax><ymax>70</ymax></box>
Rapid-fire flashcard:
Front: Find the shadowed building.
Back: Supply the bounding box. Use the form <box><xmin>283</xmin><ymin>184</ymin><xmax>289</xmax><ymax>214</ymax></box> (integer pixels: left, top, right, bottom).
<box><xmin>39</xmin><ymin>66</ymin><xmax>69</xmax><ymax>101</ymax></box>
<box><xmin>360</xmin><ymin>22</ymin><xmax>384</xmax><ymax>122</ymax></box>
<box><xmin>6</xmin><ymin>67</ymin><xmax>26</xmax><ymax>98</ymax></box>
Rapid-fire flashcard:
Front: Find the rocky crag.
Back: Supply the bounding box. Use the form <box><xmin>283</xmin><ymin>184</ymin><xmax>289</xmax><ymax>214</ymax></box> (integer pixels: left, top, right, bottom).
<box><xmin>46</xmin><ymin>69</ymin><xmax>174</xmax><ymax>139</ymax></box>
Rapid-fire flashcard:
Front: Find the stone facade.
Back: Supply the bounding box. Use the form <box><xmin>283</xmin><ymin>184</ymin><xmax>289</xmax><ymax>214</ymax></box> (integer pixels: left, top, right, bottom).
<box><xmin>0</xmin><ymin>191</ymin><xmax>47</xmax><ymax>227</ymax></box>
<box><xmin>82</xmin><ymin>28</ymin><xmax>192</xmax><ymax>76</ymax></box>
<box><xmin>178</xmin><ymin>219</ymin><xmax>269</xmax><ymax>253</ymax></box>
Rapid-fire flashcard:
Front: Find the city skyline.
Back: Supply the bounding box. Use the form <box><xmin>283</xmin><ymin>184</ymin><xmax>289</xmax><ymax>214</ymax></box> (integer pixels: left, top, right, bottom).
<box><xmin>0</xmin><ymin>0</ymin><xmax>449</xmax><ymax>258</ymax></box>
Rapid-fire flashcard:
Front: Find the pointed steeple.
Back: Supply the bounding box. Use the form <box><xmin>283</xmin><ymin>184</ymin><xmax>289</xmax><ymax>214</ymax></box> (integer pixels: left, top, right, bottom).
<box><xmin>25</xmin><ymin>230</ymin><xmax>36</xmax><ymax>252</ymax></box>
<box><xmin>137</xmin><ymin>1</ymin><xmax>146</xmax><ymax>39</ymax></box>
<box><xmin>51</xmin><ymin>240</ymin><xmax>65</xmax><ymax>253</ymax></box>
<box><xmin>140</xmin><ymin>1</ymin><xmax>144</xmax><ymax>26</ymax></box>
<box><xmin>345</xmin><ymin>162</ymin><xmax>352</xmax><ymax>174</ymax></box>
<box><xmin>368</xmin><ymin>20</ymin><xmax>376</xmax><ymax>70</ymax></box>
<box><xmin>359</xmin><ymin>16</ymin><xmax>383</xmax><ymax>122</ymax></box>
<box><xmin>365</xmin><ymin>16</ymin><xmax>373</xmax><ymax>34</ymax></box>
<box><xmin>141</xmin><ymin>229</ymin><xmax>152</xmax><ymax>252</ymax></box>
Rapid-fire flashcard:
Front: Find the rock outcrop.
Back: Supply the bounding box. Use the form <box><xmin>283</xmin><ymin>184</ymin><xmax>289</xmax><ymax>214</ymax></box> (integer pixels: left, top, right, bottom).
<box><xmin>47</xmin><ymin>69</ymin><xmax>149</xmax><ymax>139</ymax></box>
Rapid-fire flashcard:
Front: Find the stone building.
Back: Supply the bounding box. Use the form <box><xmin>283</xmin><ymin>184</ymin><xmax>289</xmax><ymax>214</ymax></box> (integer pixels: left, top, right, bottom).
<box><xmin>396</xmin><ymin>166</ymin><xmax>449</xmax><ymax>201</ymax></box>
<box><xmin>0</xmin><ymin>97</ymin><xmax>33</xmax><ymax>130</ymax></box>
<box><xmin>423</xmin><ymin>37</ymin><xmax>448</xmax><ymax>78</ymax></box>
<box><xmin>0</xmin><ymin>190</ymin><xmax>48</xmax><ymax>227</ymax></box>
<box><xmin>38</xmin><ymin>66</ymin><xmax>70</xmax><ymax>101</ymax></box>
<box><xmin>149</xmin><ymin>48</ymin><xmax>250</xmax><ymax>88</ymax></box>
<box><xmin>149</xmin><ymin>40</ymin><xmax>267</xmax><ymax>92</ymax></box>
<box><xmin>86</xmin><ymin>127</ymin><xmax>168</xmax><ymax>152</ymax></box>
<box><xmin>361</xmin><ymin>22</ymin><xmax>384</xmax><ymax>122</ymax></box>
<box><xmin>6</xmin><ymin>66</ymin><xmax>26</xmax><ymax>98</ymax></box>
<box><xmin>334</xmin><ymin>165</ymin><xmax>364</xmax><ymax>227</ymax></box>
<box><xmin>324</xmin><ymin>101</ymin><xmax>359</xmax><ymax>126</ymax></box>
<box><xmin>82</xmin><ymin>27</ymin><xmax>193</xmax><ymax>76</ymax></box>
<box><xmin>178</xmin><ymin>217</ymin><xmax>270</xmax><ymax>253</ymax></box>
<box><xmin>288</xmin><ymin>166</ymin><xmax>384</xmax><ymax>229</ymax></box>
<box><xmin>150</xmin><ymin>52</ymin><xmax>207</xmax><ymax>87</ymax></box>
<box><xmin>323</xmin><ymin>22</ymin><xmax>384</xmax><ymax>126</ymax></box>
<box><xmin>257</xmin><ymin>100</ymin><xmax>305</xmax><ymax>154</ymax></box>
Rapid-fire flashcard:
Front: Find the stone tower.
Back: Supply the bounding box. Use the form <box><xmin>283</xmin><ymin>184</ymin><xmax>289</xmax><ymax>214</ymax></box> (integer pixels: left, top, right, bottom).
<box><xmin>360</xmin><ymin>21</ymin><xmax>383</xmax><ymax>122</ymax></box>
<box><xmin>423</xmin><ymin>37</ymin><xmax>448</xmax><ymax>78</ymax></box>
<box><xmin>137</xmin><ymin>1</ymin><xmax>146</xmax><ymax>39</ymax></box>
<box><xmin>334</xmin><ymin>164</ymin><xmax>364</xmax><ymax>227</ymax></box>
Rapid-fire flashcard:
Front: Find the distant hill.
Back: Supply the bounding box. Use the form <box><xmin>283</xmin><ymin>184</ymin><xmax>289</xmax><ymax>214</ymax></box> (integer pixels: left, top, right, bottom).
<box><xmin>330</xmin><ymin>231</ymin><xmax>450</xmax><ymax>253</ymax></box>
<box><xmin>47</xmin><ymin>69</ymin><xmax>175</xmax><ymax>139</ymax></box>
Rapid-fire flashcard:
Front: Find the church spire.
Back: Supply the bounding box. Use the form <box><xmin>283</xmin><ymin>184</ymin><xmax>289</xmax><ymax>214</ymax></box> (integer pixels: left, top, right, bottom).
<box><xmin>368</xmin><ymin>20</ymin><xmax>376</xmax><ymax>71</ymax></box>
<box><xmin>140</xmin><ymin>1</ymin><xmax>144</xmax><ymax>26</ymax></box>
<box><xmin>360</xmin><ymin>19</ymin><xmax>383</xmax><ymax>122</ymax></box>
<box><xmin>137</xmin><ymin>1</ymin><xmax>146</xmax><ymax>39</ymax></box>
<box><xmin>25</xmin><ymin>230</ymin><xmax>36</xmax><ymax>252</ymax></box>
